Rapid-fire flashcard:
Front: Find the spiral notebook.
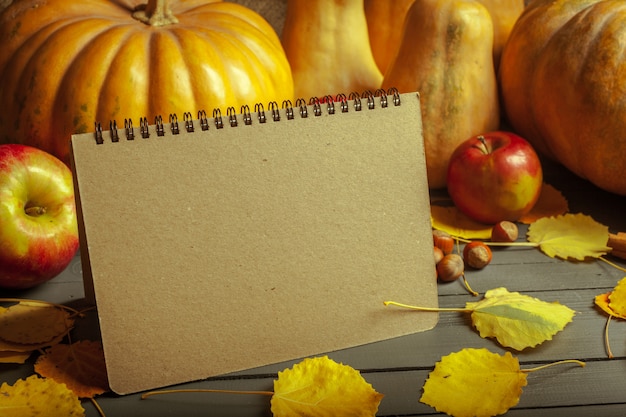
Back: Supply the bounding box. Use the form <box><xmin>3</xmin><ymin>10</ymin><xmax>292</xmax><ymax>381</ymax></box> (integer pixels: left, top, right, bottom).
<box><xmin>70</xmin><ymin>90</ymin><xmax>438</xmax><ymax>395</ymax></box>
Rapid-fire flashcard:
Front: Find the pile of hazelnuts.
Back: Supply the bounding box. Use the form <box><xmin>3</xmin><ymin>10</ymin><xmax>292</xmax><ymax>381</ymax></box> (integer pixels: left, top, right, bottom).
<box><xmin>433</xmin><ymin>221</ymin><xmax>519</xmax><ymax>282</ymax></box>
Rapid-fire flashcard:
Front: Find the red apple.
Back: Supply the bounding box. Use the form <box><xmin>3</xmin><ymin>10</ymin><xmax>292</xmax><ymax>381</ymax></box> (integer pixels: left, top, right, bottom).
<box><xmin>446</xmin><ymin>131</ymin><xmax>543</xmax><ymax>224</ymax></box>
<box><xmin>0</xmin><ymin>144</ymin><xmax>79</xmax><ymax>289</ymax></box>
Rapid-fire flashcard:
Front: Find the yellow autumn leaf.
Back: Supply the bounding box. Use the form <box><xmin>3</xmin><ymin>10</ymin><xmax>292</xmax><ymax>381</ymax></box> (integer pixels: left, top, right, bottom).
<box><xmin>35</xmin><ymin>340</ymin><xmax>109</xmax><ymax>398</ymax></box>
<box><xmin>594</xmin><ymin>292</ymin><xmax>625</xmax><ymax>319</ymax></box>
<box><xmin>526</xmin><ymin>213</ymin><xmax>611</xmax><ymax>260</ymax></box>
<box><xmin>607</xmin><ymin>277</ymin><xmax>626</xmax><ymax>317</ymax></box>
<box><xmin>0</xmin><ymin>350</ymin><xmax>31</xmax><ymax>364</ymax></box>
<box><xmin>466</xmin><ymin>287</ymin><xmax>575</xmax><ymax>350</ymax></box>
<box><xmin>421</xmin><ymin>348</ymin><xmax>527</xmax><ymax>417</ymax></box>
<box><xmin>270</xmin><ymin>356</ymin><xmax>383</xmax><ymax>417</ymax></box>
<box><xmin>431</xmin><ymin>205</ymin><xmax>492</xmax><ymax>240</ymax></box>
<box><xmin>518</xmin><ymin>183</ymin><xmax>569</xmax><ymax>224</ymax></box>
<box><xmin>0</xmin><ymin>375</ymin><xmax>85</xmax><ymax>417</ymax></box>
<box><xmin>386</xmin><ymin>287</ymin><xmax>575</xmax><ymax>351</ymax></box>
<box><xmin>421</xmin><ymin>348</ymin><xmax>585</xmax><ymax>417</ymax></box>
<box><xmin>0</xmin><ymin>301</ymin><xmax>74</xmax><ymax>345</ymax></box>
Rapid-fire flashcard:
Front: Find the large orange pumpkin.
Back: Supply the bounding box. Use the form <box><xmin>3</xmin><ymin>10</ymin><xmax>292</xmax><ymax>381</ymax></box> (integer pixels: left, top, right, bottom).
<box><xmin>0</xmin><ymin>0</ymin><xmax>294</xmax><ymax>163</ymax></box>
<box><xmin>499</xmin><ymin>0</ymin><xmax>626</xmax><ymax>195</ymax></box>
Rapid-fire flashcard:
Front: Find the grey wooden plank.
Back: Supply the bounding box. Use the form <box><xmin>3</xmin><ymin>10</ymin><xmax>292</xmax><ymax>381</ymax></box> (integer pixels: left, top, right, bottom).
<box><xmin>72</xmin><ymin>358</ymin><xmax>626</xmax><ymax>417</ymax></box>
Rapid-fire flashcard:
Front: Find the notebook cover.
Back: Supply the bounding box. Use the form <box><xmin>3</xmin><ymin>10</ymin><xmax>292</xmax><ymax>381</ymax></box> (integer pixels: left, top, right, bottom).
<box><xmin>70</xmin><ymin>92</ymin><xmax>438</xmax><ymax>394</ymax></box>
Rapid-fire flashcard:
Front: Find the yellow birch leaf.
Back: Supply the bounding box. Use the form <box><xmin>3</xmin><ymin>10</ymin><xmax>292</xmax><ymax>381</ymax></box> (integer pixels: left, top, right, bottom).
<box><xmin>594</xmin><ymin>292</ymin><xmax>624</xmax><ymax>318</ymax></box>
<box><xmin>466</xmin><ymin>287</ymin><xmax>575</xmax><ymax>350</ymax></box>
<box><xmin>270</xmin><ymin>356</ymin><xmax>383</xmax><ymax>417</ymax></box>
<box><xmin>431</xmin><ymin>205</ymin><xmax>492</xmax><ymax>240</ymax></box>
<box><xmin>0</xmin><ymin>301</ymin><xmax>74</xmax><ymax>345</ymax></box>
<box><xmin>526</xmin><ymin>213</ymin><xmax>611</xmax><ymax>260</ymax></box>
<box><xmin>35</xmin><ymin>340</ymin><xmax>109</xmax><ymax>398</ymax></box>
<box><xmin>518</xmin><ymin>183</ymin><xmax>569</xmax><ymax>224</ymax></box>
<box><xmin>0</xmin><ymin>350</ymin><xmax>31</xmax><ymax>364</ymax></box>
<box><xmin>0</xmin><ymin>375</ymin><xmax>85</xmax><ymax>417</ymax></box>
<box><xmin>421</xmin><ymin>348</ymin><xmax>527</xmax><ymax>417</ymax></box>
<box><xmin>607</xmin><ymin>277</ymin><xmax>626</xmax><ymax>318</ymax></box>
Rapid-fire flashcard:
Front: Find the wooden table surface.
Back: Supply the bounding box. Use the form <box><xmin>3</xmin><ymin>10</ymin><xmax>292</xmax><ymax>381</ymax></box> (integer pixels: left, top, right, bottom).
<box><xmin>3</xmin><ymin>156</ymin><xmax>626</xmax><ymax>417</ymax></box>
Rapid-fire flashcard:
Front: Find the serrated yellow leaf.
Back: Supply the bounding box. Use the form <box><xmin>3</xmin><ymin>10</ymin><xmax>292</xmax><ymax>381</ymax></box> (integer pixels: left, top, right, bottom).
<box><xmin>0</xmin><ymin>301</ymin><xmax>74</xmax><ymax>345</ymax></box>
<box><xmin>270</xmin><ymin>356</ymin><xmax>383</xmax><ymax>417</ymax></box>
<box><xmin>0</xmin><ymin>350</ymin><xmax>31</xmax><ymax>364</ymax></box>
<box><xmin>421</xmin><ymin>348</ymin><xmax>527</xmax><ymax>417</ymax></box>
<box><xmin>431</xmin><ymin>205</ymin><xmax>492</xmax><ymax>240</ymax></box>
<box><xmin>527</xmin><ymin>213</ymin><xmax>610</xmax><ymax>260</ymax></box>
<box><xmin>466</xmin><ymin>288</ymin><xmax>575</xmax><ymax>350</ymax></box>
<box><xmin>594</xmin><ymin>292</ymin><xmax>624</xmax><ymax>318</ymax></box>
<box><xmin>608</xmin><ymin>277</ymin><xmax>626</xmax><ymax>317</ymax></box>
<box><xmin>518</xmin><ymin>183</ymin><xmax>569</xmax><ymax>224</ymax></box>
<box><xmin>0</xmin><ymin>375</ymin><xmax>85</xmax><ymax>417</ymax></box>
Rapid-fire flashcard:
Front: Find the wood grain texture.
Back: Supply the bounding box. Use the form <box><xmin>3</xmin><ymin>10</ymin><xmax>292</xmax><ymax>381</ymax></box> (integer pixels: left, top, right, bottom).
<box><xmin>3</xmin><ymin>155</ymin><xmax>626</xmax><ymax>416</ymax></box>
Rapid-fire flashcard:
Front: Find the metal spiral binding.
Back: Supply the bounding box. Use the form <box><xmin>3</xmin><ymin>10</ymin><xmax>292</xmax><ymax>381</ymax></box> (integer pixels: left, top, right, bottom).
<box><xmin>183</xmin><ymin>112</ymin><xmax>194</xmax><ymax>133</ymax></box>
<box><xmin>169</xmin><ymin>114</ymin><xmax>180</xmax><ymax>135</ymax></box>
<box><xmin>93</xmin><ymin>88</ymin><xmax>403</xmax><ymax>144</ymax></box>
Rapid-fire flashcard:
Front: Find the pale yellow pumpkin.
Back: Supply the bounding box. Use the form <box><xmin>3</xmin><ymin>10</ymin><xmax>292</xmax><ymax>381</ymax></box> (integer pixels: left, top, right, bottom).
<box><xmin>382</xmin><ymin>0</ymin><xmax>500</xmax><ymax>189</ymax></box>
<box><xmin>0</xmin><ymin>0</ymin><xmax>294</xmax><ymax>163</ymax></box>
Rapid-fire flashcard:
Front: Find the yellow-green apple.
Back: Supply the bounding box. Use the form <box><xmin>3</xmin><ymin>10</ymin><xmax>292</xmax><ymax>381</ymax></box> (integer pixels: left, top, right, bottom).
<box><xmin>446</xmin><ymin>131</ymin><xmax>543</xmax><ymax>224</ymax></box>
<box><xmin>0</xmin><ymin>144</ymin><xmax>79</xmax><ymax>289</ymax></box>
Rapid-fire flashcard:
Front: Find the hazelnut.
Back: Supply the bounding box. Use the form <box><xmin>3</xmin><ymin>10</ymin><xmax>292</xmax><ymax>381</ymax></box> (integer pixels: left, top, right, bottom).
<box><xmin>434</xmin><ymin>246</ymin><xmax>444</xmax><ymax>265</ymax></box>
<box><xmin>463</xmin><ymin>241</ymin><xmax>492</xmax><ymax>269</ymax></box>
<box><xmin>433</xmin><ymin>230</ymin><xmax>454</xmax><ymax>255</ymax></box>
<box><xmin>436</xmin><ymin>253</ymin><xmax>464</xmax><ymax>282</ymax></box>
<box><xmin>491</xmin><ymin>221</ymin><xmax>519</xmax><ymax>242</ymax></box>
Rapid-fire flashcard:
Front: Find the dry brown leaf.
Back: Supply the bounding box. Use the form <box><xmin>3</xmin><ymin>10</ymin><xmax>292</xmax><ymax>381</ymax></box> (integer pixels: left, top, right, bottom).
<box><xmin>0</xmin><ymin>301</ymin><xmax>74</xmax><ymax>345</ymax></box>
<box><xmin>35</xmin><ymin>340</ymin><xmax>109</xmax><ymax>398</ymax></box>
<box><xmin>518</xmin><ymin>183</ymin><xmax>568</xmax><ymax>224</ymax></box>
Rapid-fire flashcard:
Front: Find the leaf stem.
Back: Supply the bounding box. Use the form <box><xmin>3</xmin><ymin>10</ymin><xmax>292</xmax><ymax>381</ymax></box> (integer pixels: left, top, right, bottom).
<box><xmin>521</xmin><ymin>359</ymin><xmax>585</xmax><ymax>373</ymax></box>
<box><xmin>141</xmin><ymin>388</ymin><xmax>275</xmax><ymax>400</ymax></box>
<box><xmin>461</xmin><ymin>274</ymin><xmax>479</xmax><ymax>297</ymax></box>
<box><xmin>383</xmin><ymin>301</ymin><xmax>472</xmax><ymax>313</ymax></box>
<box><xmin>605</xmin><ymin>315</ymin><xmax>614</xmax><ymax>359</ymax></box>
<box><xmin>599</xmin><ymin>256</ymin><xmax>626</xmax><ymax>273</ymax></box>
<box><xmin>452</xmin><ymin>236</ymin><xmax>539</xmax><ymax>248</ymax></box>
<box><xmin>89</xmin><ymin>398</ymin><xmax>107</xmax><ymax>417</ymax></box>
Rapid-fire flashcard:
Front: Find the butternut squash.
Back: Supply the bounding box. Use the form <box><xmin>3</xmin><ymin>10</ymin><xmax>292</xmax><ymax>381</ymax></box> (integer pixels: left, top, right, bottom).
<box><xmin>477</xmin><ymin>0</ymin><xmax>525</xmax><ymax>69</ymax></box>
<box><xmin>382</xmin><ymin>0</ymin><xmax>500</xmax><ymax>189</ymax></box>
<box><xmin>281</xmin><ymin>0</ymin><xmax>383</xmax><ymax>99</ymax></box>
<box><xmin>364</xmin><ymin>0</ymin><xmax>416</xmax><ymax>74</ymax></box>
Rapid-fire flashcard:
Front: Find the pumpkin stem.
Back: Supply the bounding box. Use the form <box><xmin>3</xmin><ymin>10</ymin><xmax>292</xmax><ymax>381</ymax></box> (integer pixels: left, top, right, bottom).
<box><xmin>133</xmin><ymin>0</ymin><xmax>178</xmax><ymax>27</ymax></box>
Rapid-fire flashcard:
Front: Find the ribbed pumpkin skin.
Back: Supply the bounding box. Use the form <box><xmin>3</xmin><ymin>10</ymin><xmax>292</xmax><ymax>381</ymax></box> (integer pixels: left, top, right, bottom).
<box><xmin>499</xmin><ymin>0</ymin><xmax>626</xmax><ymax>195</ymax></box>
<box><xmin>0</xmin><ymin>0</ymin><xmax>294</xmax><ymax>163</ymax></box>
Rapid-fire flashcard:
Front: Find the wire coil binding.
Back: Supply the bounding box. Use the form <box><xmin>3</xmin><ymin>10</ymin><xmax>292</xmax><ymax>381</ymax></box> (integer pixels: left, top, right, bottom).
<box><xmin>93</xmin><ymin>88</ymin><xmax>402</xmax><ymax>144</ymax></box>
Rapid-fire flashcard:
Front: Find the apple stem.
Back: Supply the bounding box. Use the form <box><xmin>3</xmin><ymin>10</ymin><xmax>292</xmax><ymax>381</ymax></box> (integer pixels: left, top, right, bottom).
<box><xmin>473</xmin><ymin>135</ymin><xmax>491</xmax><ymax>155</ymax></box>
<box><xmin>24</xmin><ymin>206</ymin><xmax>46</xmax><ymax>216</ymax></box>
